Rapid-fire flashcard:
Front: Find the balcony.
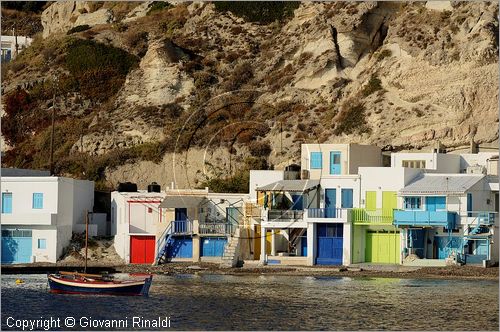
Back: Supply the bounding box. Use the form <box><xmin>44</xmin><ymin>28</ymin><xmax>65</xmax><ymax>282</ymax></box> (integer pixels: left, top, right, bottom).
<box><xmin>305</xmin><ymin>208</ymin><xmax>350</xmax><ymax>223</ymax></box>
<box><xmin>393</xmin><ymin>210</ymin><xmax>456</xmax><ymax>228</ymax></box>
<box><xmin>351</xmin><ymin>209</ymin><xmax>393</xmax><ymax>225</ymax></box>
<box><xmin>199</xmin><ymin>222</ymin><xmax>236</xmax><ymax>235</ymax></box>
<box><xmin>171</xmin><ymin>220</ymin><xmax>193</xmax><ymax>234</ymax></box>
<box><xmin>262</xmin><ymin>209</ymin><xmax>306</xmax><ymax>228</ymax></box>
<box><xmin>1</xmin><ymin>213</ymin><xmax>57</xmax><ymax>226</ymax></box>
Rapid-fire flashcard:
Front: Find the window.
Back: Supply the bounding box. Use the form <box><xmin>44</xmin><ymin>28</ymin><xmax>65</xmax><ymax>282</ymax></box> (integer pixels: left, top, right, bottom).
<box><xmin>32</xmin><ymin>193</ymin><xmax>43</xmax><ymax>209</ymax></box>
<box><xmin>404</xmin><ymin>197</ymin><xmax>421</xmax><ymax>210</ymax></box>
<box><xmin>148</xmin><ymin>207</ymin><xmax>153</xmax><ymax>213</ymax></box>
<box><xmin>38</xmin><ymin>239</ymin><xmax>47</xmax><ymax>249</ymax></box>
<box><xmin>402</xmin><ymin>160</ymin><xmax>426</xmax><ymax>169</ymax></box>
<box><xmin>310</xmin><ymin>152</ymin><xmax>322</xmax><ymax>169</ymax></box>
<box><xmin>2</xmin><ymin>193</ymin><xmax>12</xmax><ymax>214</ymax></box>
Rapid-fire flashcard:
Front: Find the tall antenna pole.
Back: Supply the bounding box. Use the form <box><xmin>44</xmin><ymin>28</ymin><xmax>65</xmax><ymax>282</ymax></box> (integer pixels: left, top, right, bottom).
<box><xmin>280</xmin><ymin>121</ymin><xmax>283</xmax><ymax>156</ymax></box>
<box><xmin>84</xmin><ymin>210</ymin><xmax>89</xmax><ymax>273</ymax></box>
<box><xmin>49</xmin><ymin>86</ymin><xmax>56</xmax><ymax>175</ymax></box>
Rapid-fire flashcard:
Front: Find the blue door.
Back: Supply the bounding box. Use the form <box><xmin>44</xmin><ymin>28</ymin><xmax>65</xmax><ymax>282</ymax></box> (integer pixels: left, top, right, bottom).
<box><xmin>475</xmin><ymin>240</ymin><xmax>488</xmax><ymax>256</ymax></box>
<box><xmin>426</xmin><ymin>196</ymin><xmax>446</xmax><ymax>211</ymax></box>
<box><xmin>2</xmin><ymin>193</ymin><xmax>12</xmax><ymax>213</ymax></box>
<box><xmin>316</xmin><ymin>224</ymin><xmax>343</xmax><ymax>265</ymax></box>
<box><xmin>435</xmin><ymin>236</ymin><xmax>462</xmax><ymax>259</ymax></box>
<box><xmin>175</xmin><ymin>208</ymin><xmax>187</xmax><ymax>221</ymax></box>
<box><xmin>467</xmin><ymin>193</ymin><xmax>472</xmax><ymax>217</ymax></box>
<box><xmin>167</xmin><ymin>237</ymin><xmax>193</xmax><ymax>258</ymax></box>
<box><xmin>201</xmin><ymin>237</ymin><xmax>227</xmax><ymax>257</ymax></box>
<box><xmin>291</xmin><ymin>195</ymin><xmax>303</xmax><ymax>210</ymax></box>
<box><xmin>408</xmin><ymin>229</ymin><xmax>425</xmax><ymax>258</ymax></box>
<box><xmin>341</xmin><ymin>189</ymin><xmax>353</xmax><ymax>208</ymax></box>
<box><xmin>300</xmin><ymin>236</ymin><xmax>307</xmax><ymax>257</ymax></box>
<box><xmin>329</xmin><ymin>151</ymin><xmax>341</xmax><ymax>175</ymax></box>
<box><xmin>325</xmin><ymin>189</ymin><xmax>336</xmax><ymax>218</ymax></box>
<box><xmin>1</xmin><ymin>229</ymin><xmax>32</xmax><ymax>264</ymax></box>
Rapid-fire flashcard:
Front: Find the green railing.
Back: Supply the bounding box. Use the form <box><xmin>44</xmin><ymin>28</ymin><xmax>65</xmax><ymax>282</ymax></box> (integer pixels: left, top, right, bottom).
<box><xmin>351</xmin><ymin>208</ymin><xmax>394</xmax><ymax>224</ymax></box>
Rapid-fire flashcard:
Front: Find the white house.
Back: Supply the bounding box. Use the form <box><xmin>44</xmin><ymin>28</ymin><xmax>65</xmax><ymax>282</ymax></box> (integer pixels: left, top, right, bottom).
<box><xmin>1</xmin><ymin>35</ymin><xmax>32</xmax><ymax>63</ymax></box>
<box><xmin>111</xmin><ymin>188</ymin><xmax>166</xmax><ymax>264</ymax></box>
<box><xmin>1</xmin><ymin>169</ymin><xmax>94</xmax><ymax>264</ymax></box>
<box><xmin>112</xmin><ymin>185</ymin><xmax>248</xmax><ymax>265</ymax></box>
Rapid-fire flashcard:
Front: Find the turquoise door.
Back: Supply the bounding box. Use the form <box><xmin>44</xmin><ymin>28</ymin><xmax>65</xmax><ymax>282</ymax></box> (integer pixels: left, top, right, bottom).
<box><xmin>201</xmin><ymin>237</ymin><xmax>227</xmax><ymax>257</ymax></box>
<box><xmin>2</xmin><ymin>193</ymin><xmax>12</xmax><ymax>213</ymax></box>
<box><xmin>426</xmin><ymin>196</ymin><xmax>446</xmax><ymax>211</ymax></box>
<box><xmin>329</xmin><ymin>151</ymin><xmax>341</xmax><ymax>175</ymax></box>
<box><xmin>341</xmin><ymin>189</ymin><xmax>353</xmax><ymax>208</ymax></box>
<box><xmin>1</xmin><ymin>229</ymin><xmax>32</xmax><ymax>264</ymax></box>
<box><xmin>325</xmin><ymin>189</ymin><xmax>336</xmax><ymax>218</ymax></box>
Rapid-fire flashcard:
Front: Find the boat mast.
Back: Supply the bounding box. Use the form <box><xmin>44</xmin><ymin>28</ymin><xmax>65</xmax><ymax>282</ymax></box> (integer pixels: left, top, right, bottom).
<box><xmin>84</xmin><ymin>210</ymin><xmax>88</xmax><ymax>273</ymax></box>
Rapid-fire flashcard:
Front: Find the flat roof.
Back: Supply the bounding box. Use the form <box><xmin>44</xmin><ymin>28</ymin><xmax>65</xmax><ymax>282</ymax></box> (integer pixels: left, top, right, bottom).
<box><xmin>159</xmin><ymin>195</ymin><xmax>207</xmax><ymax>208</ymax></box>
<box><xmin>256</xmin><ymin>179</ymin><xmax>320</xmax><ymax>192</ymax></box>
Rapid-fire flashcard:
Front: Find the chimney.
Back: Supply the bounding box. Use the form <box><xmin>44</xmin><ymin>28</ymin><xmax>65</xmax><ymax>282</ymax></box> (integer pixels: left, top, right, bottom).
<box><xmin>470</xmin><ymin>138</ymin><xmax>478</xmax><ymax>154</ymax></box>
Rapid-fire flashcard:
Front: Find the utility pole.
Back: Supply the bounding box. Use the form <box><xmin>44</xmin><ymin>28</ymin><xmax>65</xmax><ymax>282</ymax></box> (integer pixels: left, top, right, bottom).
<box><xmin>280</xmin><ymin>121</ymin><xmax>283</xmax><ymax>156</ymax></box>
<box><xmin>49</xmin><ymin>80</ymin><xmax>56</xmax><ymax>175</ymax></box>
<box><xmin>84</xmin><ymin>210</ymin><xmax>88</xmax><ymax>273</ymax></box>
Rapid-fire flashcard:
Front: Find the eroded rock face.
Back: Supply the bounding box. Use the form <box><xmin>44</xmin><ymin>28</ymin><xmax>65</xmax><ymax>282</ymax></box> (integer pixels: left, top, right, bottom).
<box><xmin>116</xmin><ymin>39</ymin><xmax>194</xmax><ymax>109</ymax></box>
<box><xmin>41</xmin><ymin>1</ymin><xmax>114</xmax><ymax>38</ymax></box>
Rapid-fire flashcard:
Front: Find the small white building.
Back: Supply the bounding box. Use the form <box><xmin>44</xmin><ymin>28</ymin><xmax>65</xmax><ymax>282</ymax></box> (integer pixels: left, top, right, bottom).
<box><xmin>1</xmin><ymin>35</ymin><xmax>32</xmax><ymax>63</ymax></box>
<box><xmin>112</xmin><ymin>185</ymin><xmax>248</xmax><ymax>265</ymax></box>
<box><xmin>1</xmin><ymin>169</ymin><xmax>94</xmax><ymax>264</ymax></box>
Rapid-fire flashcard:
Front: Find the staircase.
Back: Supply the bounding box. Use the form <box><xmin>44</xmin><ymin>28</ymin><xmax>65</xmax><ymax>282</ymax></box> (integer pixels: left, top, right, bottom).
<box><xmin>154</xmin><ymin>223</ymin><xmax>174</xmax><ymax>265</ymax></box>
<box><xmin>220</xmin><ymin>227</ymin><xmax>241</xmax><ymax>268</ymax></box>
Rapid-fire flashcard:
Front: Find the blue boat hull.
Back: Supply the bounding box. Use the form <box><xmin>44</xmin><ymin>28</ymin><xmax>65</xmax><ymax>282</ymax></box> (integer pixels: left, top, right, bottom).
<box><xmin>48</xmin><ymin>275</ymin><xmax>152</xmax><ymax>296</ymax></box>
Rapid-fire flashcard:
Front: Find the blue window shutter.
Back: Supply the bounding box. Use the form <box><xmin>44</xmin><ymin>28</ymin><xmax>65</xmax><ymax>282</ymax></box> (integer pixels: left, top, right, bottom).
<box><xmin>341</xmin><ymin>189</ymin><xmax>353</xmax><ymax>208</ymax></box>
<box><xmin>2</xmin><ymin>193</ymin><xmax>12</xmax><ymax>213</ymax></box>
<box><xmin>310</xmin><ymin>152</ymin><xmax>322</xmax><ymax>169</ymax></box>
<box><xmin>32</xmin><ymin>193</ymin><xmax>43</xmax><ymax>209</ymax></box>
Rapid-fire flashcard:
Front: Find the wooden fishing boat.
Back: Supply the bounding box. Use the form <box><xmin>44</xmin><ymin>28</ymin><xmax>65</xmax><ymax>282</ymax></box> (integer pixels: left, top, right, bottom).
<box><xmin>48</xmin><ymin>211</ymin><xmax>153</xmax><ymax>296</ymax></box>
<box><xmin>47</xmin><ymin>271</ymin><xmax>153</xmax><ymax>296</ymax></box>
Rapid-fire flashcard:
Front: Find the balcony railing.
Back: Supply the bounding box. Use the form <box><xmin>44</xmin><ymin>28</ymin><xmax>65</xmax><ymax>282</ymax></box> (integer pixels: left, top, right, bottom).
<box><xmin>351</xmin><ymin>208</ymin><xmax>393</xmax><ymax>224</ymax></box>
<box><xmin>172</xmin><ymin>220</ymin><xmax>193</xmax><ymax>234</ymax></box>
<box><xmin>394</xmin><ymin>210</ymin><xmax>456</xmax><ymax>228</ymax></box>
<box><xmin>306</xmin><ymin>208</ymin><xmax>347</xmax><ymax>219</ymax></box>
<box><xmin>267</xmin><ymin>209</ymin><xmax>304</xmax><ymax>222</ymax></box>
<box><xmin>199</xmin><ymin>222</ymin><xmax>235</xmax><ymax>235</ymax></box>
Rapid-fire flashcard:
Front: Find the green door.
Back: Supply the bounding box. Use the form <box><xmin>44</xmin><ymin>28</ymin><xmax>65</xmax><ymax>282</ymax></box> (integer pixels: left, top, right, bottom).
<box><xmin>365</xmin><ymin>231</ymin><xmax>400</xmax><ymax>264</ymax></box>
<box><xmin>366</xmin><ymin>192</ymin><xmax>377</xmax><ymax>211</ymax></box>
<box><xmin>382</xmin><ymin>191</ymin><xmax>397</xmax><ymax>219</ymax></box>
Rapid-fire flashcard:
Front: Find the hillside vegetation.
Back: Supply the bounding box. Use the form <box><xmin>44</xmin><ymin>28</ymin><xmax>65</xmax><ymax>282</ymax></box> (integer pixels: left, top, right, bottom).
<box><xmin>1</xmin><ymin>1</ymin><xmax>498</xmax><ymax>191</ymax></box>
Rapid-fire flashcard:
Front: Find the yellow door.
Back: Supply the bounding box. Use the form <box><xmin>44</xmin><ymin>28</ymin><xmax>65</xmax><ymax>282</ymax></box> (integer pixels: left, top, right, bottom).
<box><xmin>254</xmin><ymin>225</ymin><xmax>261</xmax><ymax>259</ymax></box>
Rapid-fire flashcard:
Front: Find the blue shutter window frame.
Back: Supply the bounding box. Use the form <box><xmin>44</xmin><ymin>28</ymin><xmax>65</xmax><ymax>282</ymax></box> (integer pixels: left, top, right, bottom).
<box><xmin>2</xmin><ymin>193</ymin><xmax>13</xmax><ymax>214</ymax></box>
<box><xmin>310</xmin><ymin>152</ymin><xmax>323</xmax><ymax>169</ymax></box>
<box><xmin>38</xmin><ymin>239</ymin><xmax>47</xmax><ymax>249</ymax></box>
<box><xmin>404</xmin><ymin>197</ymin><xmax>421</xmax><ymax>210</ymax></box>
<box><xmin>33</xmin><ymin>193</ymin><xmax>44</xmax><ymax>209</ymax></box>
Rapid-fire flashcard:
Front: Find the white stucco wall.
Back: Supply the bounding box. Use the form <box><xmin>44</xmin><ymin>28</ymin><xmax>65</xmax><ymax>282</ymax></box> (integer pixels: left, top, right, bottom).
<box><xmin>1</xmin><ymin>176</ymin><xmax>94</xmax><ymax>263</ymax></box>
<box><xmin>319</xmin><ymin>176</ymin><xmax>360</xmax><ymax>208</ymax></box>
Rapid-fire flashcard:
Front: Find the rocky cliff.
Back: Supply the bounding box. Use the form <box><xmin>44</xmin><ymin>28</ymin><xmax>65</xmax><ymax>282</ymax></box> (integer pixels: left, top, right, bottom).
<box><xmin>1</xmin><ymin>1</ymin><xmax>498</xmax><ymax>191</ymax></box>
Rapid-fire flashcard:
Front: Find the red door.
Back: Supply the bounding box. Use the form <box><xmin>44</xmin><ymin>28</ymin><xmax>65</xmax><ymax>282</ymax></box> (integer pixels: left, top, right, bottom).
<box><xmin>130</xmin><ymin>236</ymin><xmax>155</xmax><ymax>264</ymax></box>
